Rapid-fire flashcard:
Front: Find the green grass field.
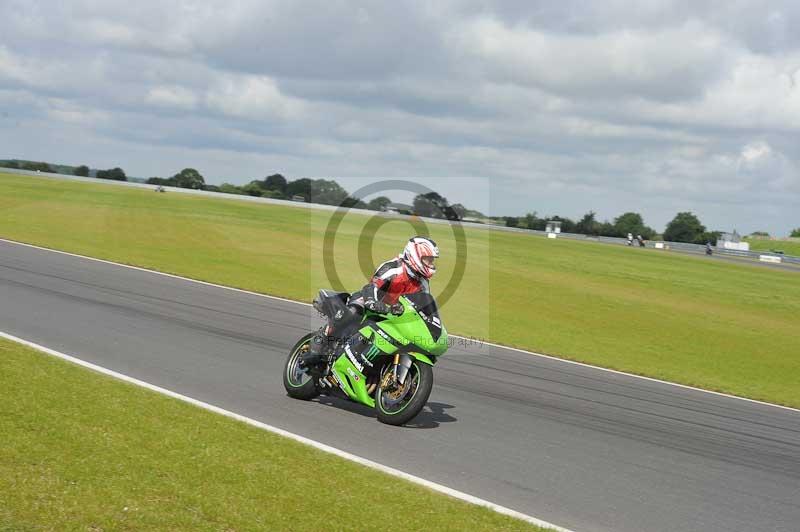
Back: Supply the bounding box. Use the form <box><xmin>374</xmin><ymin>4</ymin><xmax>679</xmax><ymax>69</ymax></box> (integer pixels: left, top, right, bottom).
<box><xmin>745</xmin><ymin>238</ymin><xmax>800</xmax><ymax>257</ymax></box>
<box><xmin>3</xmin><ymin>173</ymin><xmax>800</xmax><ymax>408</ymax></box>
<box><xmin>0</xmin><ymin>337</ymin><xmax>543</xmax><ymax>531</ymax></box>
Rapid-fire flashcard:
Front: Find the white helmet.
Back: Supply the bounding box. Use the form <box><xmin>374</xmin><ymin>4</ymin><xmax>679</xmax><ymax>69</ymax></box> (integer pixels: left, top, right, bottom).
<box><xmin>402</xmin><ymin>236</ymin><xmax>439</xmax><ymax>279</ymax></box>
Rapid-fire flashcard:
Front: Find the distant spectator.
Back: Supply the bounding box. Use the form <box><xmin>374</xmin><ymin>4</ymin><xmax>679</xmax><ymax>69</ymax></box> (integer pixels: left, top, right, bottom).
<box><xmin>637</xmin><ymin>234</ymin><xmax>645</xmax><ymax>247</ymax></box>
<box><xmin>627</xmin><ymin>233</ymin><xmax>633</xmax><ymax>246</ymax></box>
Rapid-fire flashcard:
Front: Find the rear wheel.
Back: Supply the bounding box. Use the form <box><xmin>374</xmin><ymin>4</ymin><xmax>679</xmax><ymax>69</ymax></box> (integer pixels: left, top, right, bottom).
<box><xmin>375</xmin><ymin>361</ymin><xmax>433</xmax><ymax>426</ymax></box>
<box><xmin>283</xmin><ymin>333</ymin><xmax>320</xmax><ymax>400</ymax></box>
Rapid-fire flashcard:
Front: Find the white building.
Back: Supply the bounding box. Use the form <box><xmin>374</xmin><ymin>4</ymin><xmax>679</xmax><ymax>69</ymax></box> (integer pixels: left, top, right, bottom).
<box><xmin>717</xmin><ymin>231</ymin><xmax>750</xmax><ymax>251</ymax></box>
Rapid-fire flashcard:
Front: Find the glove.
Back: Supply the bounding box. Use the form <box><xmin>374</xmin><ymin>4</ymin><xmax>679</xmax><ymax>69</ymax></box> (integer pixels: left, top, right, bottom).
<box><xmin>390</xmin><ymin>303</ymin><xmax>404</xmax><ymax>316</ymax></box>
<box><xmin>366</xmin><ymin>300</ymin><xmax>390</xmax><ymax>314</ymax></box>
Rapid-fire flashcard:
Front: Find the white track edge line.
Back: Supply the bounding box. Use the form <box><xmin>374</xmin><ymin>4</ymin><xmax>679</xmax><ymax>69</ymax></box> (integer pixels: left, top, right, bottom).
<box><xmin>0</xmin><ymin>330</ymin><xmax>570</xmax><ymax>532</ymax></box>
<box><xmin>2</xmin><ymin>236</ymin><xmax>798</xmax><ymax>414</ymax></box>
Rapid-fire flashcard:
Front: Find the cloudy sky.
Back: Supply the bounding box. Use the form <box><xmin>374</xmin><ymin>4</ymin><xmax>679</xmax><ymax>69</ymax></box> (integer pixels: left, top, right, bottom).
<box><xmin>2</xmin><ymin>1</ymin><xmax>799</xmax><ymax>235</ymax></box>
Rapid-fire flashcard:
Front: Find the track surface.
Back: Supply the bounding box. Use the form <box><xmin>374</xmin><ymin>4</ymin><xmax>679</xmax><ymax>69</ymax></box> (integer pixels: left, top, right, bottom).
<box><xmin>1</xmin><ymin>240</ymin><xmax>798</xmax><ymax>532</ymax></box>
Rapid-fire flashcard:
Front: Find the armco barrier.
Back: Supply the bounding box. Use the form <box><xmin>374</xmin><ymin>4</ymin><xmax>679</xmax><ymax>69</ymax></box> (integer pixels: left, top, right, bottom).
<box><xmin>3</xmin><ymin>168</ymin><xmax>799</xmax><ymax>266</ymax></box>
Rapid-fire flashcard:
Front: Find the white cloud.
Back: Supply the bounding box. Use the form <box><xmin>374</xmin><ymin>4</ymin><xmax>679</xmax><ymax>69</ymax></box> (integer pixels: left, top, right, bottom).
<box><xmin>1</xmin><ymin>1</ymin><xmax>799</xmax><ymax>235</ymax></box>
<box><xmin>0</xmin><ymin>46</ymin><xmax>47</xmax><ymax>88</ymax></box>
<box><xmin>145</xmin><ymin>86</ymin><xmax>198</xmax><ymax>110</ymax></box>
<box><xmin>449</xmin><ymin>18</ymin><xmax>730</xmax><ymax>101</ymax></box>
<box><xmin>631</xmin><ymin>51</ymin><xmax>800</xmax><ymax>130</ymax></box>
<box><xmin>45</xmin><ymin>99</ymin><xmax>111</xmax><ymax>127</ymax></box>
<box><xmin>205</xmin><ymin>75</ymin><xmax>306</xmax><ymax>121</ymax></box>
<box><xmin>736</xmin><ymin>141</ymin><xmax>798</xmax><ymax>191</ymax></box>
<box><xmin>740</xmin><ymin>141</ymin><xmax>772</xmax><ymax>164</ymax></box>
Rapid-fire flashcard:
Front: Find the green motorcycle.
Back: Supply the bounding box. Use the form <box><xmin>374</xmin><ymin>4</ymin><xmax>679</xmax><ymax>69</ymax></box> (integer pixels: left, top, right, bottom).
<box><xmin>283</xmin><ymin>289</ymin><xmax>448</xmax><ymax>426</ymax></box>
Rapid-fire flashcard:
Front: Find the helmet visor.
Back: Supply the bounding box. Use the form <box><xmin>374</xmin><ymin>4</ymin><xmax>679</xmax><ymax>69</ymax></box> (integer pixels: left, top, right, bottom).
<box><xmin>421</xmin><ymin>255</ymin><xmax>436</xmax><ymax>268</ymax></box>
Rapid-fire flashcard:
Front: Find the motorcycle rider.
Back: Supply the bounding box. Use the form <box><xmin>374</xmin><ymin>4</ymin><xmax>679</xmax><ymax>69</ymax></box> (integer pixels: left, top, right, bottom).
<box><xmin>302</xmin><ymin>236</ymin><xmax>440</xmax><ymax>367</ymax></box>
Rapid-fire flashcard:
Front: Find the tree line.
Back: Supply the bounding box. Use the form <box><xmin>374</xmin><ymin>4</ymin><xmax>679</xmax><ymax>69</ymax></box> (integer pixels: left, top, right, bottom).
<box><xmin>3</xmin><ymin>159</ymin><xmax>794</xmax><ymax>243</ymax></box>
<box><xmin>0</xmin><ymin>160</ymin><xmax>125</xmax><ymax>181</ymax></box>
<box><xmin>146</xmin><ymin>171</ymin><xmax>399</xmax><ymax>211</ymax></box>
<box><xmin>501</xmin><ymin>210</ymin><xmax>721</xmax><ymax>244</ymax></box>
<box><xmin>505</xmin><ymin>210</ymin><xmax>654</xmax><ymax>236</ymax></box>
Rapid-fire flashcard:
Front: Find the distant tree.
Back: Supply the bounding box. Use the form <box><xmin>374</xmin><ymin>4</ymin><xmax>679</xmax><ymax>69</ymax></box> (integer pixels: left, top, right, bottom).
<box><xmin>505</xmin><ymin>217</ymin><xmax>519</xmax><ymax>228</ymax></box>
<box><xmin>1</xmin><ymin>160</ymin><xmax>20</xmax><ymax>169</ymax></box>
<box><xmin>96</xmin><ymin>167</ymin><xmax>126</xmax><ymax>181</ymax></box>
<box><xmin>172</xmin><ymin>168</ymin><xmax>204</xmax><ymax>189</ymax></box>
<box><xmin>791</xmin><ymin>228</ymin><xmax>800</xmax><ymax>238</ymax></box>
<box><xmin>413</xmin><ymin>194</ymin><xmax>438</xmax><ymax>217</ymax></box>
<box><xmin>521</xmin><ymin>212</ymin><xmax>536</xmax><ymax>230</ymax></box>
<box><xmin>701</xmin><ymin>230</ymin><xmax>723</xmax><ymax>245</ymax></box>
<box><xmin>341</xmin><ymin>197</ymin><xmax>367</xmax><ymax>209</ymax></box>
<box><xmin>203</xmin><ymin>184</ymin><xmax>221</xmax><ymax>192</ymax></box>
<box><xmin>367</xmin><ymin>196</ymin><xmax>392</xmax><ymax>211</ymax></box>
<box><xmin>257</xmin><ymin>189</ymin><xmax>283</xmax><ymax>199</ymax></box>
<box><xmin>749</xmin><ymin>231</ymin><xmax>770</xmax><ymax>237</ymax></box>
<box><xmin>310</xmin><ymin>179</ymin><xmax>350</xmax><ymax>206</ymax></box>
<box><xmin>413</xmin><ymin>192</ymin><xmax>451</xmax><ymax>218</ymax></box>
<box><xmin>74</xmin><ymin>165</ymin><xmax>90</xmax><ymax>177</ymax></box>
<box><xmin>613</xmin><ymin>212</ymin><xmax>643</xmax><ymax>237</ymax></box>
<box><xmin>219</xmin><ymin>183</ymin><xmax>244</xmax><ymax>195</ymax></box>
<box><xmin>146</xmin><ymin>177</ymin><xmax>171</xmax><ymax>186</ymax></box>
<box><xmin>522</xmin><ymin>212</ymin><xmax>545</xmax><ymax>230</ymax></box>
<box><xmin>663</xmin><ymin>212</ymin><xmax>706</xmax><ymax>243</ymax></box>
<box><xmin>598</xmin><ymin>221</ymin><xmax>617</xmax><ymax>237</ymax></box>
<box><xmin>450</xmin><ymin>203</ymin><xmax>467</xmax><ymax>220</ymax></box>
<box><xmin>241</xmin><ymin>182</ymin><xmax>264</xmax><ymax>197</ymax></box>
<box><xmin>286</xmin><ymin>178</ymin><xmax>312</xmax><ymax>201</ymax></box>
<box><xmin>263</xmin><ymin>174</ymin><xmax>288</xmax><ymax>195</ymax></box>
<box><xmin>575</xmin><ymin>211</ymin><xmax>600</xmax><ymax>236</ymax></box>
<box><xmin>613</xmin><ymin>212</ymin><xmax>655</xmax><ymax>239</ymax></box>
<box><xmin>443</xmin><ymin>205</ymin><xmax>461</xmax><ymax>221</ymax></box>
<box><xmin>22</xmin><ymin>161</ymin><xmax>53</xmax><ymax>173</ymax></box>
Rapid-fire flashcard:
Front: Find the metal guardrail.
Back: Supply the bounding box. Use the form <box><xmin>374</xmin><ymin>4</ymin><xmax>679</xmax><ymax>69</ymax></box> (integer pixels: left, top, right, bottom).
<box><xmin>3</xmin><ymin>167</ymin><xmax>799</xmax><ymax>266</ymax></box>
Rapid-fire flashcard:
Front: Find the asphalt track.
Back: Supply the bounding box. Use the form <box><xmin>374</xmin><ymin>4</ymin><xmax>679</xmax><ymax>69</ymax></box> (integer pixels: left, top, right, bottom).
<box><xmin>1</xmin><ymin>240</ymin><xmax>798</xmax><ymax>532</ymax></box>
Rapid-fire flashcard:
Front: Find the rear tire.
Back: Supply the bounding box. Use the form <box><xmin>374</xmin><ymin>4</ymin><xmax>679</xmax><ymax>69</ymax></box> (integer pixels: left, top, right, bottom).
<box><xmin>376</xmin><ymin>361</ymin><xmax>433</xmax><ymax>426</ymax></box>
<box><xmin>283</xmin><ymin>333</ymin><xmax>320</xmax><ymax>400</ymax></box>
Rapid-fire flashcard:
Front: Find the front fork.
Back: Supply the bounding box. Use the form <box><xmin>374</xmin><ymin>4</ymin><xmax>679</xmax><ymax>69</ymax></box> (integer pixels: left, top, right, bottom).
<box><xmin>391</xmin><ymin>353</ymin><xmax>413</xmax><ymax>385</ymax></box>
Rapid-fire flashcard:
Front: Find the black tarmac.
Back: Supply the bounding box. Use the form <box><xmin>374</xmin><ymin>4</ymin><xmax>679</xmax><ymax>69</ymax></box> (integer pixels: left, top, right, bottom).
<box><xmin>1</xmin><ymin>240</ymin><xmax>798</xmax><ymax>532</ymax></box>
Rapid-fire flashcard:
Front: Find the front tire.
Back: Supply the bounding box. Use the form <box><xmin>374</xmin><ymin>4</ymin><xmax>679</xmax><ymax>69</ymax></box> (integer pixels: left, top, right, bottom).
<box><xmin>376</xmin><ymin>361</ymin><xmax>433</xmax><ymax>426</ymax></box>
<box><xmin>283</xmin><ymin>333</ymin><xmax>320</xmax><ymax>400</ymax></box>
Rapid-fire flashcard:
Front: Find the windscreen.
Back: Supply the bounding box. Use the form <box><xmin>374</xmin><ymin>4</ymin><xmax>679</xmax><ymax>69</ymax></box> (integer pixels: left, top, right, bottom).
<box><xmin>405</xmin><ymin>292</ymin><xmax>439</xmax><ymax>320</ymax></box>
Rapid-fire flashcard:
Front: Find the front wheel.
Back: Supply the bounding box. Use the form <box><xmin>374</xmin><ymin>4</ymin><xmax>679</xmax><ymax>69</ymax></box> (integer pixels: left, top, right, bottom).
<box><xmin>376</xmin><ymin>361</ymin><xmax>433</xmax><ymax>426</ymax></box>
<box><xmin>283</xmin><ymin>333</ymin><xmax>320</xmax><ymax>400</ymax></box>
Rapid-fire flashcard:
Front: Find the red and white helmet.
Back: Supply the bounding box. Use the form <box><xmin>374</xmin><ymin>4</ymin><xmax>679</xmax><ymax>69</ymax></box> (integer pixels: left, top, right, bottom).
<box><xmin>402</xmin><ymin>236</ymin><xmax>439</xmax><ymax>279</ymax></box>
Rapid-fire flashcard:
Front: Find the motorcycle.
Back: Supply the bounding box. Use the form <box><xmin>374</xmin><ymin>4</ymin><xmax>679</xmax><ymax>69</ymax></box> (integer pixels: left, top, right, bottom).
<box><xmin>283</xmin><ymin>289</ymin><xmax>448</xmax><ymax>426</ymax></box>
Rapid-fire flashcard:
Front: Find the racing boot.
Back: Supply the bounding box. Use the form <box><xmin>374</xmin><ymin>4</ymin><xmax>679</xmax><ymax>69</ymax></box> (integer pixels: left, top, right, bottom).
<box><xmin>301</xmin><ymin>330</ymin><xmax>331</xmax><ymax>368</ymax></box>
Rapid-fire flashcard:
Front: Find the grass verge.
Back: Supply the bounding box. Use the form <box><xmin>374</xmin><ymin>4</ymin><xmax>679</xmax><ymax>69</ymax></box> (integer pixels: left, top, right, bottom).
<box><xmin>0</xmin><ymin>337</ymin><xmax>545</xmax><ymax>531</ymax></box>
<box><xmin>2</xmin><ymin>173</ymin><xmax>799</xmax><ymax>408</ymax></box>
<box><xmin>744</xmin><ymin>238</ymin><xmax>800</xmax><ymax>256</ymax></box>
